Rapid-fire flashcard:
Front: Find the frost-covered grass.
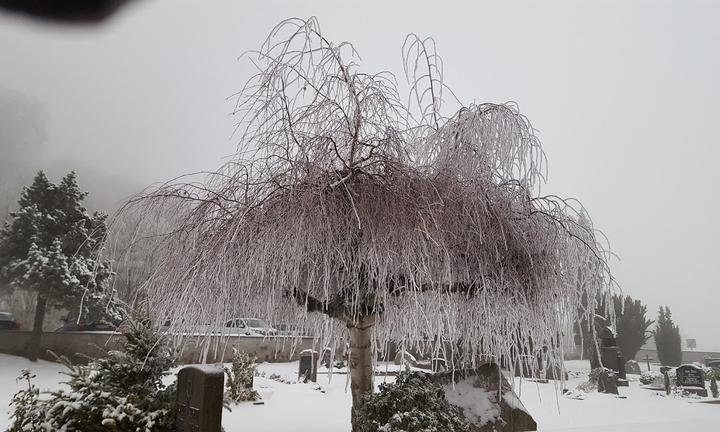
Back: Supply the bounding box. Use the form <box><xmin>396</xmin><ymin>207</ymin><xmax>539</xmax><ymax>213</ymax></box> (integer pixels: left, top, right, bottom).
<box><xmin>2</xmin><ymin>355</ymin><xmax>719</xmax><ymax>431</ymax></box>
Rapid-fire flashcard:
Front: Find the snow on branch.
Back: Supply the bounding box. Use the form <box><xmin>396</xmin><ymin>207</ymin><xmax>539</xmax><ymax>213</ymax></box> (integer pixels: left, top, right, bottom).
<box><xmin>123</xmin><ymin>17</ymin><xmax>615</xmax><ymax>369</ymax></box>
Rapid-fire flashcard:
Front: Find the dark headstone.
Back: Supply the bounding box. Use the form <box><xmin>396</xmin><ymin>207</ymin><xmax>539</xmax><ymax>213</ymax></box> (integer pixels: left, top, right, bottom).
<box><xmin>599</xmin><ymin>347</ymin><xmax>620</xmax><ymax>372</ymax></box>
<box><xmin>598</xmin><ymin>369</ymin><xmax>619</xmax><ymax>395</ymax></box>
<box><xmin>176</xmin><ymin>365</ymin><xmax>224</xmax><ymax>432</ymax></box>
<box><xmin>299</xmin><ymin>349</ymin><xmax>318</xmax><ymax>383</ymax></box>
<box><xmin>676</xmin><ymin>364</ymin><xmax>708</xmax><ymax>397</ymax></box>
<box><xmin>625</xmin><ymin>360</ymin><xmax>642</xmax><ymax>375</ymax></box>
<box><xmin>616</xmin><ymin>353</ymin><xmax>628</xmax><ymax>386</ymax></box>
<box><xmin>431</xmin><ymin>357</ymin><xmax>447</xmax><ymax>372</ymax></box>
<box><xmin>545</xmin><ymin>364</ymin><xmax>569</xmax><ymax>381</ymax></box>
<box><xmin>617</xmin><ymin>353</ymin><xmax>626</xmax><ymax>379</ymax></box>
<box><xmin>432</xmin><ymin>364</ymin><xmax>537</xmax><ymax>431</ymax></box>
<box><xmin>320</xmin><ymin>347</ymin><xmax>332</xmax><ymax>368</ymax></box>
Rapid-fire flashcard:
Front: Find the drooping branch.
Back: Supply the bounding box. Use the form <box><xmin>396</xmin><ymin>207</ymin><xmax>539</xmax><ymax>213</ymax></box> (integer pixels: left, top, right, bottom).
<box><xmin>123</xmin><ymin>18</ymin><xmax>615</xmax><ymax>383</ymax></box>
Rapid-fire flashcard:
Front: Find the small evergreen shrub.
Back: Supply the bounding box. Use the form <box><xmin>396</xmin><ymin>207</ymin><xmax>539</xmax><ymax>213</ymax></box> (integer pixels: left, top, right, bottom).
<box><xmin>7</xmin><ymin>319</ymin><xmax>176</xmax><ymax>432</ymax></box>
<box><xmin>224</xmin><ymin>350</ymin><xmax>260</xmax><ymax>402</ymax></box>
<box><xmin>354</xmin><ymin>372</ymin><xmax>470</xmax><ymax>432</ymax></box>
<box><xmin>639</xmin><ymin>370</ymin><xmax>663</xmax><ymax>385</ymax></box>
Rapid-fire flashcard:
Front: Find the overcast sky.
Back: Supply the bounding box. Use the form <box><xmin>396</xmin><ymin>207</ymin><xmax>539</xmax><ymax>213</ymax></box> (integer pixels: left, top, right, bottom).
<box><xmin>1</xmin><ymin>0</ymin><xmax>718</xmax><ymax>349</ymax></box>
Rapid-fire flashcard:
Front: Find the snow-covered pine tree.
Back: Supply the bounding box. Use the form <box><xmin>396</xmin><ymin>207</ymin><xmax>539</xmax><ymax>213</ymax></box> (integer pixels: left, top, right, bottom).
<box><xmin>7</xmin><ymin>319</ymin><xmax>177</xmax><ymax>432</ymax></box>
<box><xmin>0</xmin><ymin>171</ymin><xmax>121</xmax><ymax>361</ymax></box>
<box><xmin>654</xmin><ymin>306</ymin><xmax>682</xmax><ymax>366</ymax></box>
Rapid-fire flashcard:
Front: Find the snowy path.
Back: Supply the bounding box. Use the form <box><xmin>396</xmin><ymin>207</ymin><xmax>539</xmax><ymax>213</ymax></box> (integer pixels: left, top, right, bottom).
<box><xmin>2</xmin><ymin>355</ymin><xmax>719</xmax><ymax>431</ymax></box>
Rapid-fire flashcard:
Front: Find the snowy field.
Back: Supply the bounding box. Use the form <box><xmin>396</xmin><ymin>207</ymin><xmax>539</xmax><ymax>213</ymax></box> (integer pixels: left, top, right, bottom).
<box><xmin>1</xmin><ymin>355</ymin><xmax>719</xmax><ymax>431</ymax></box>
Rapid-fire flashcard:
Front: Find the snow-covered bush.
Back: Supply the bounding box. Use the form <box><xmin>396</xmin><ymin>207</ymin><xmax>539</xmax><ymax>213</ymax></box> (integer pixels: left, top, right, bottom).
<box><xmin>354</xmin><ymin>372</ymin><xmax>470</xmax><ymax>432</ymax></box>
<box><xmin>7</xmin><ymin>319</ymin><xmax>176</xmax><ymax>432</ymax></box>
<box><xmin>224</xmin><ymin>349</ymin><xmax>259</xmax><ymax>402</ymax></box>
<box><xmin>639</xmin><ymin>370</ymin><xmax>664</xmax><ymax>385</ymax></box>
<box><xmin>706</xmin><ymin>368</ymin><xmax>720</xmax><ymax>382</ymax></box>
<box><xmin>587</xmin><ymin>367</ymin><xmax>604</xmax><ymax>383</ymax></box>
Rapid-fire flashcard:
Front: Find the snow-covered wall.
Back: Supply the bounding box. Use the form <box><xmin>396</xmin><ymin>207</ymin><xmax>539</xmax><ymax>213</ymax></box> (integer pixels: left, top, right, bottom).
<box><xmin>0</xmin><ymin>330</ymin><xmax>317</xmax><ymax>364</ymax></box>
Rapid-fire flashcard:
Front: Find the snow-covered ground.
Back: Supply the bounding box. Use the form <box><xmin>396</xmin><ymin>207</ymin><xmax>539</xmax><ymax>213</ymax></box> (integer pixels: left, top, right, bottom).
<box><xmin>1</xmin><ymin>355</ymin><xmax>719</xmax><ymax>431</ymax></box>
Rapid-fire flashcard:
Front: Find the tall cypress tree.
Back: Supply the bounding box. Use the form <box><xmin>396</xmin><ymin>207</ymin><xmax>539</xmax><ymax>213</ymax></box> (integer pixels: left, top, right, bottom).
<box><xmin>0</xmin><ymin>171</ymin><xmax>121</xmax><ymax>361</ymax></box>
<box><xmin>614</xmin><ymin>295</ymin><xmax>654</xmax><ymax>361</ymax></box>
<box><xmin>654</xmin><ymin>306</ymin><xmax>682</xmax><ymax>366</ymax></box>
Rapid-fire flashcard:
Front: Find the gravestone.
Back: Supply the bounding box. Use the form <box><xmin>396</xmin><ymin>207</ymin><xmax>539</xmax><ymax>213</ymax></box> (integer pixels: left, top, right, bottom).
<box><xmin>597</xmin><ymin>368</ymin><xmax>619</xmax><ymax>395</ymax></box>
<box><xmin>676</xmin><ymin>364</ymin><xmax>708</xmax><ymax>397</ymax></box>
<box><xmin>432</xmin><ymin>364</ymin><xmax>537</xmax><ymax>431</ymax></box>
<box><xmin>299</xmin><ymin>349</ymin><xmax>318</xmax><ymax>383</ymax></box>
<box><xmin>625</xmin><ymin>360</ymin><xmax>641</xmax><ymax>375</ymax></box>
<box><xmin>176</xmin><ymin>365</ymin><xmax>224</xmax><ymax>432</ymax></box>
<box><xmin>393</xmin><ymin>350</ymin><xmax>417</xmax><ymax>368</ymax></box>
<box><xmin>643</xmin><ymin>354</ymin><xmax>653</xmax><ymax>371</ymax></box>
<box><xmin>616</xmin><ymin>352</ymin><xmax>628</xmax><ymax>387</ymax></box>
<box><xmin>431</xmin><ymin>357</ymin><xmax>447</xmax><ymax>372</ymax></box>
<box><xmin>320</xmin><ymin>347</ymin><xmax>333</xmax><ymax>368</ymax></box>
<box><xmin>598</xmin><ymin>327</ymin><xmax>621</xmax><ymax>373</ymax></box>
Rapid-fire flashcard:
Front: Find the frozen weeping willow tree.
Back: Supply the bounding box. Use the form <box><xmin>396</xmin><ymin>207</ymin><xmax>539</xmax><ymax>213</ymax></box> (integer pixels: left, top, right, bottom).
<box><xmin>129</xmin><ymin>18</ymin><xmax>613</xmax><ymax>427</ymax></box>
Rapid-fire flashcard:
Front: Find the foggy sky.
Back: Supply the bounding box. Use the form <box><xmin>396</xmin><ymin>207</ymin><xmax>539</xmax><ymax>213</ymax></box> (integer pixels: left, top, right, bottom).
<box><xmin>1</xmin><ymin>0</ymin><xmax>718</xmax><ymax>349</ymax></box>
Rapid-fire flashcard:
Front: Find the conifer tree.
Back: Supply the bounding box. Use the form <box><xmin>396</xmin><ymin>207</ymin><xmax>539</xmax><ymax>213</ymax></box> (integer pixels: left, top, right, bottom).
<box><xmin>614</xmin><ymin>295</ymin><xmax>653</xmax><ymax>361</ymax></box>
<box><xmin>0</xmin><ymin>171</ymin><xmax>121</xmax><ymax>361</ymax></box>
<box><xmin>654</xmin><ymin>306</ymin><xmax>682</xmax><ymax>366</ymax></box>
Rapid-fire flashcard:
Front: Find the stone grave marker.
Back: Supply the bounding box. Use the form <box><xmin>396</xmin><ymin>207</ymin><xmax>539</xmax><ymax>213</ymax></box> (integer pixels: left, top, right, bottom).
<box><xmin>320</xmin><ymin>347</ymin><xmax>333</xmax><ymax>368</ymax></box>
<box><xmin>597</xmin><ymin>368</ymin><xmax>619</xmax><ymax>395</ymax></box>
<box><xmin>643</xmin><ymin>354</ymin><xmax>653</xmax><ymax>371</ymax></box>
<box><xmin>616</xmin><ymin>352</ymin><xmax>628</xmax><ymax>386</ymax></box>
<box><xmin>432</xmin><ymin>364</ymin><xmax>537</xmax><ymax>431</ymax></box>
<box><xmin>625</xmin><ymin>359</ymin><xmax>641</xmax><ymax>375</ymax></box>
<box><xmin>598</xmin><ymin>326</ymin><xmax>623</xmax><ymax>374</ymax></box>
<box><xmin>299</xmin><ymin>349</ymin><xmax>318</xmax><ymax>383</ymax></box>
<box><xmin>176</xmin><ymin>365</ymin><xmax>224</xmax><ymax>432</ymax></box>
<box><xmin>431</xmin><ymin>357</ymin><xmax>447</xmax><ymax>372</ymax></box>
<box><xmin>676</xmin><ymin>364</ymin><xmax>708</xmax><ymax>397</ymax></box>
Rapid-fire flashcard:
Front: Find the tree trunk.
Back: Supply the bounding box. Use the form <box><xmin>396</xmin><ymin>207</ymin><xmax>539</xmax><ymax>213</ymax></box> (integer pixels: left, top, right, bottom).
<box><xmin>27</xmin><ymin>294</ymin><xmax>47</xmax><ymax>362</ymax></box>
<box><xmin>349</xmin><ymin>315</ymin><xmax>375</xmax><ymax>431</ymax></box>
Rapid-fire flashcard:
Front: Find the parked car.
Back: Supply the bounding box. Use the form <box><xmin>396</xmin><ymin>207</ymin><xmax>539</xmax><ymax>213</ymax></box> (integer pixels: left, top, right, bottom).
<box><xmin>0</xmin><ymin>312</ymin><xmax>19</xmax><ymax>330</ymax></box>
<box><xmin>55</xmin><ymin>321</ymin><xmax>116</xmax><ymax>332</ymax></box>
<box><xmin>275</xmin><ymin>323</ymin><xmax>312</xmax><ymax>337</ymax></box>
<box><xmin>225</xmin><ymin>318</ymin><xmax>277</xmax><ymax>336</ymax></box>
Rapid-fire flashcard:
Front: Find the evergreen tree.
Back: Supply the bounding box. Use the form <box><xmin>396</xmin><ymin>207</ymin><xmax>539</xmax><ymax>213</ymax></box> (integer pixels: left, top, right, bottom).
<box><xmin>613</xmin><ymin>295</ymin><xmax>654</xmax><ymax>361</ymax></box>
<box><xmin>0</xmin><ymin>171</ymin><xmax>121</xmax><ymax>361</ymax></box>
<box><xmin>654</xmin><ymin>306</ymin><xmax>682</xmax><ymax>366</ymax></box>
<box><xmin>7</xmin><ymin>319</ymin><xmax>176</xmax><ymax>432</ymax></box>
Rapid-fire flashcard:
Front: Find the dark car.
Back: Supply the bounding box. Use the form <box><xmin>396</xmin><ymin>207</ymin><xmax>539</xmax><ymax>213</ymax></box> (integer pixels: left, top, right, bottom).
<box><xmin>55</xmin><ymin>321</ymin><xmax>116</xmax><ymax>332</ymax></box>
<box><xmin>0</xmin><ymin>312</ymin><xmax>19</xmax><ymax>330</ymax></box>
